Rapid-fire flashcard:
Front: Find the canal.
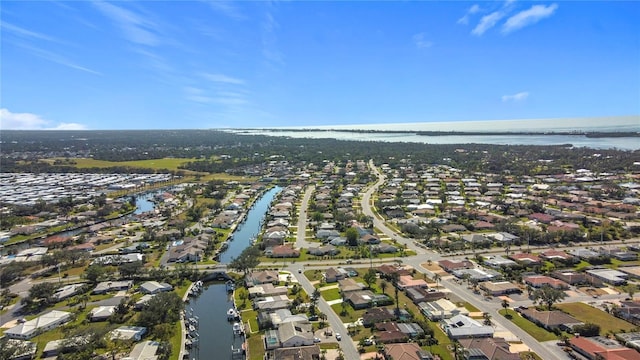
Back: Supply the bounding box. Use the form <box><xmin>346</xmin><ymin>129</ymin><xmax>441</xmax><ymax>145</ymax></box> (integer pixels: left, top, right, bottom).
<box><xmin>190</xmin><ymin>185</ymin><xmax>282</xmax><ymax>359</ymax></box>
<box><xmin>219</xmin><ymin>186</ymin><xmax>282</xmax><ymax>264</ymax></box>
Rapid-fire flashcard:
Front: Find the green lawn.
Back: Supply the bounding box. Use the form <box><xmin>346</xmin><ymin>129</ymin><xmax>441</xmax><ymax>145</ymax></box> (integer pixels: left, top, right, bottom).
<box><xmin>499</xmin><ymin>309</ymin><xmax>559</xmax><ymax>342</ymax></box>
<box><xmin>556</xmin><ymin>302</ymin><xmax>637</xmax><ymax>334</ymax></box>
<box><xmin>321</xmin><ymin>287</ymin><xmax>342</xmax><ymax>301</ymax></box>
<box><xmin>169</xmin><ymin>321</ymin><xmax>182</xmax><ymax>360</ymax></box>
<box><xmin>248</xmin><ymin>332</ymin><xmax>265</xmax><ymax>360</ymax></box>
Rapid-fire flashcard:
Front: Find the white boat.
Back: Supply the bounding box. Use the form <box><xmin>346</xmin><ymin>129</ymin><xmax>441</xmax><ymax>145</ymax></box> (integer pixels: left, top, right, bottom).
<box><xmin>232</xmin><ymin>322</ymin><xmax>243</xmax><ymax>335</ymax></box>
<box><xmin>227</xmin><ymin>308</ymin><xmax>239</xmax><ymax>321</ymax></box>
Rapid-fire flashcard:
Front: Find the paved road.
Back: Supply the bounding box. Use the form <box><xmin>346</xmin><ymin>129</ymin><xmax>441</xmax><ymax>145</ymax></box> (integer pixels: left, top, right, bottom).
<box><xmin>296</xmin><ymin>185</ymin><xmax>316</xmax><ymax>249</ymax></box>
<box><xmin>290</xmin><ymin>263</ymin><xmax>360</xmax><ymax>360</ymax></box>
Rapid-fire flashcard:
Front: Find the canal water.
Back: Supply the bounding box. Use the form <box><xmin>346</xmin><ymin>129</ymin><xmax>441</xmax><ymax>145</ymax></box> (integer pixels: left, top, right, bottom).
<box><xmin>219</xmin><ymin>186</ymin><xmax>282</xmax><ymax>263</ymax></box>
<box><xmin>133</xmin><ymin>191</ymin><xmax>157</xmax><ymax>214</ymax></box>
<box><xmin>190</xmin><ymin>185</ymin><xmax>282</xmax><ymax>359</ymax></box>
<box><xmin>188</xmin><ymin>284</ymin><xmax>241</xmax><ymax>359</ymax></box>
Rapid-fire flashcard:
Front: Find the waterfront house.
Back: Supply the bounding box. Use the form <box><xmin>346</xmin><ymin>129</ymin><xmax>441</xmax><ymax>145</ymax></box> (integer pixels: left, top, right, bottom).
<box><xmin>245</xmin><ymin>270</ymin><xmax>279</xmax><ymax>286</ymax></box>
<box><xmin>139</xmin><ymin>281</ymin><xmax>173</xmax><ymax>294</ymax></box>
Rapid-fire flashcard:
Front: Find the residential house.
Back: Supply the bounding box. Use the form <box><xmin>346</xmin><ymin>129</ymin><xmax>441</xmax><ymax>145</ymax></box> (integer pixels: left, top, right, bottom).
<box><xmin>524</xmin><ymin>275</ymin><xmax>569</xmax><ymax>289</ymax></box>
<box><xmin>483</xmin><ymin>255</ymin><xmax>517</xmax><ymax>268</ymax></box>
<box><xmin>92</xmin><ymin>280</ymin><xmax>133</xmax><ymax>294</ymax></box>
<box><xmin>338</xmin><ymin>278</ymin><xmax>365</xmax><ymax>294</ymax></box>
<box><xmin>4</xmin><ymin>310</ymin><xmax>72</xmax><ymax>340</ymax></box>
<box><xmin>254</xmin><ymin>295</ymin><xmax>292</xmax><ymax>312</ymax></box>
<box><xmin>377</xmin><ymin>264</ymin><xmax>412</xmax><ymax>278</ymax></box>
<box><xmin>265</xmin><ymin>245</ymin><xmax>300</xmax><ymax>258</ymax></box>
<box><xmin>570</xmin><ymin>336</ymin><xmax>640</xmax><ymax>360</ymax></box>
<box><xmin>419</xmin><ymin>299</ymin><xmax>469</xmax><ymax>320</ymax></box>
<box><xmin>245</xmin><ymin>270</ymin><xmax>279</xmax><ymax>287</ymax></box>
<box><xmin>362</xmin><ymin>307</ymin><xmax>397</xmax><ymax>327</ymax></box>
<box><xmin>110</xmin><ymin>326</ymin><xmax>147</xmax><ymax>341</ymax></box>
<box><xmin>345</xmin><ymin>290</ymin><xmax>392</xmax><ymax>309</ymax></box>
<box><xmin>271</xmin><ymin>345</ymin><xmax>321</xmax><ymax>360</ymax></box>
<box><xmin>121</xmin><ymin>340</ymin><xmax>159</xmax><ymax>360</ymax></box>
<box><xmin>441</xmin><ymin>314</ymin><xmax>494</xmax><ymax>339</ymax></box>
<box><xmin>458</xmin><ymin>337</ymin><xmax>520</xmax><ymax>360</ymax></box>
<box><xmin>518</xmin><ymin>308</ymin><xmax>583</xmax><ymax>332</ymax></box>
<box><xmin>479</xmin><ymin>281</ymin><xmax>522</xmax><ymax>296</ymax></box>
<box><xmin>586</xmin><ymin>269</ymin><xmax>628</xmax><ymax>286</ymax></box>
<box><xmin>438</xmin><ymin>259</ymin><xmax>474</xmax><ymax>273</ymax></box>
<box><xmin>324</xmin><ymin>267</ymin><xmax>346</xmax><ymax>283</ymax></box>
<box><xmin>384</xmin><ymin>343</ymin><xmax>434</xmax><ymax>360</ymax></box>
<box><xmin>89</xmin><ymin>306</ymin><xmax>116</xmax><ymax>321</ymax></box>
<box><xmin>277</xmin><ymin>321</ymin><xmax>315</xmax><ymax>348</ymax></box>
<box><xmin>397</xmin><ymin>275</ymin><xmax>428</xmax><ymax>290</ymax></box>
<box><xmin>248</xmin><ymin>283</ymin><xmax>289</xmax><ymax>299</ymax></box>
<box><xmin>375</xmin><ymin>322</ymin><xmax>409</xmax><ymax>343</ymax></box>
<box><xmin>508</xmin><ymin>253</ymin><xmax>541</xmax><ymax>265</ymax></box>
<box><xmin>139</xmin><ymin>281</ymin><xmax>173</xmax><ymax>294</ymax></box>
<box><xmin>540</xmin><ymin>250</ymin><xmax>574</xmax><ymax>262</ymax></box>
<box><xmin>406</xmin><ymin>287</ymin><xmax>446</xmax><ymax>303</ymax></box>
<box><xmin>307</xmin><ymin>245</ymin><xmax>340</xmax><ymax>257</ymax></box>
<box><xmin>552</xmin><ymin>271</ymin><xmax>587</xmax><ymax>285</ymax></box>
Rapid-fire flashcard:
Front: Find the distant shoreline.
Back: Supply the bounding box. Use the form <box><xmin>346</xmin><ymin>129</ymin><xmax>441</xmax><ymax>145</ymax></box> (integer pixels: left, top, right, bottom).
<box><xmin>237</xmin><ymin>128</ymin><xmax>640</xmax><ymax>138</ymax></box>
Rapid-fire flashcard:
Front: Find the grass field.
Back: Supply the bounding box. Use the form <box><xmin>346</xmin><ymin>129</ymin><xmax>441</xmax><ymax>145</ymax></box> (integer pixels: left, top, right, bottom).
<box><xmin>499</xmin><ymin>309</ymin><xmax>559</xmax><ymax>342</ymax></box>
<box><xmin>556</xmin><ymin>302</ymin><xmax>638</xmax><ymax>334</ymax></box>
<box><xmin>50</xmin><ymin>157</ymin><xmax>197</xmax><ymax>170</ymax></box>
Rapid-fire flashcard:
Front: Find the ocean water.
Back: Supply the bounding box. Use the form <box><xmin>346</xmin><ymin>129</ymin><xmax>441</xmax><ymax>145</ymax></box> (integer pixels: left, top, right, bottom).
<box><xmin>236</xmin><ymin>116</ymin><xmax>640</xmax><ymax>150</ymax></box>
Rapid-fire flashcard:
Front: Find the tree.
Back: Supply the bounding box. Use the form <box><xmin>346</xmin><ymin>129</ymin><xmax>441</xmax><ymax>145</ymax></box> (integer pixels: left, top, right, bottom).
<box><xmin>84</xmin><ymin>264</ymin><xmax>106</xmax><ymax>284</ymax></box>
<box><xmin>573</xmin><ymin>323</ymin><xmax>600</xmax><ymax>337</ymax></box>
<box><xmin>363</xmin><ymin>268</ymin><xmax>377</xmax><ymax>290</ymax></box>
<box><xmin>380</xmin><ymin>280</ymin><xmax>388</xmax><ymax>294</ymax></box>
<box><xmin>433</xmin><ymin>273</ymin><xmax>441</xmax><ymax>289</ymax></box>
<box><xmin>229</xmin><ymin>246</ymin><xmax>261</xmax><ymax>275</ymax></box>
<box><xmin>532</xmin><ymin>285</ymin><xmax>567</xmax><ymax>310</ymax></box>
<box><xmin>138</xmin><ymin>292</ymin><xmax>184</xmax><ymax>329</ymax></box>
<box><xmin>501</xmin><ymin>299</ymin><xmax>510</xmax><ymax>314</ymax></box>
<box><xmin>390</xmin><ymin>272</ymin><xmax>400</xmax><ymax>315</ymax></box>
<box><xmin>24</xmin><ymin>282</ymin><xmax>58</xmax><ymax>309</ymax></box>
<box><xmin>119</xmin><ymin>261</ymin><xmax>144</xmax><ymax>279</ymax></box>
<box><xmin>482</xmin><ymin>312</ymin><xmax>492</xmax><ymax>326</ymax></box>
<box><xmin>624</xmin><ymin>284</ymin><xmax>638</xmax><ymax>299</ymax></box>
<box><xmin>346</xmin><ymin>227</ymin><xmax>359</xmax><ymax>246</ymax></box>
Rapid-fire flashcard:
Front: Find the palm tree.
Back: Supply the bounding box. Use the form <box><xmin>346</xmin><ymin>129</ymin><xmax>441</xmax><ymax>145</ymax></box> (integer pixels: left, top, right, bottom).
<box><xmin>78</xmin><ymin>293</ymin><xmax>90</xmax><ymax>309</ymax></box>
<box><xmin>380</xmin><ymin>280</ymin><xmax>388</xmax><ymax>295</ymax></box>
<box><xmin>482</xmin><ymin>312</ymin><xmax>492</xmax><ymax>326</ymax></box>
<box><xmin>434</xmin><ymin>273</ymin><xmax>441</xmax><ymax>289</ymax></box>
<box><xmin>501</xmin><ymin>299</ymin><xmax>510</xmax><ymax>314</ymax></box>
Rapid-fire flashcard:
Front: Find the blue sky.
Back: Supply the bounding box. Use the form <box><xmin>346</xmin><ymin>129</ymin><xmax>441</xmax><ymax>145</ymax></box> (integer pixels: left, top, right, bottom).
<box><xmin>1</xmin><ymin>1</ymin><xmax>638</xmax><ymax>130</ymax></box>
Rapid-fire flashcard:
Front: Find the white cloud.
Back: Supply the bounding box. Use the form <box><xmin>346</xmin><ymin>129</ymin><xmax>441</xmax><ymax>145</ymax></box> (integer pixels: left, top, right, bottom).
<box><xmin>50</xmin><ymin>123</ymin><xmax>88</xmax><ymax>130</ymax></box>
<box><xmin>502</xmin><ymin>4</ymin><xmax>558</xmax><ymax>34</ymax></box>
<box><xmin>1</xmin><ymin>21</ymin><xmax>57</xmax><ymax>42</ymax></box>
<box><xmin>201</xmin><ymin>73</ymin><xmax>245</xmax><ymax>85</ymax></box>
<box><xmin>0</xmin><ymin>108</ymin><xmax>87</xmax><ymax>130</ymax></box>
<box><xmin>412</xmin><ymin>33</ymin><xmax>433</xmax><ymax>49</ymax></box>
<box><xmin>472</xmin><ymin>10</ymin><xmax>506</xmax><ymax>36</ymax></box>
<box><xmin>93</xmin><ymin>1</ymin><xmax>160</xmax><ymax>46</ymax></box>
<box><xmin>502</xmin><ymin>91</ymin><xmax>529</xmax><ymax>102</ymax></box>
<box><xmin>457</xmin><ymin>4</ymin><xmax>481</xmax><ymax>25</ymax></box>
<box><xmin>206</xmin><ymin>0</ymin><xmax>246</xmax><ymax>21</ymax></box>
<box><xmin>13</xmin><ymin>43</ymin><xmax>101</xmax><ymax>75</ymax></box>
